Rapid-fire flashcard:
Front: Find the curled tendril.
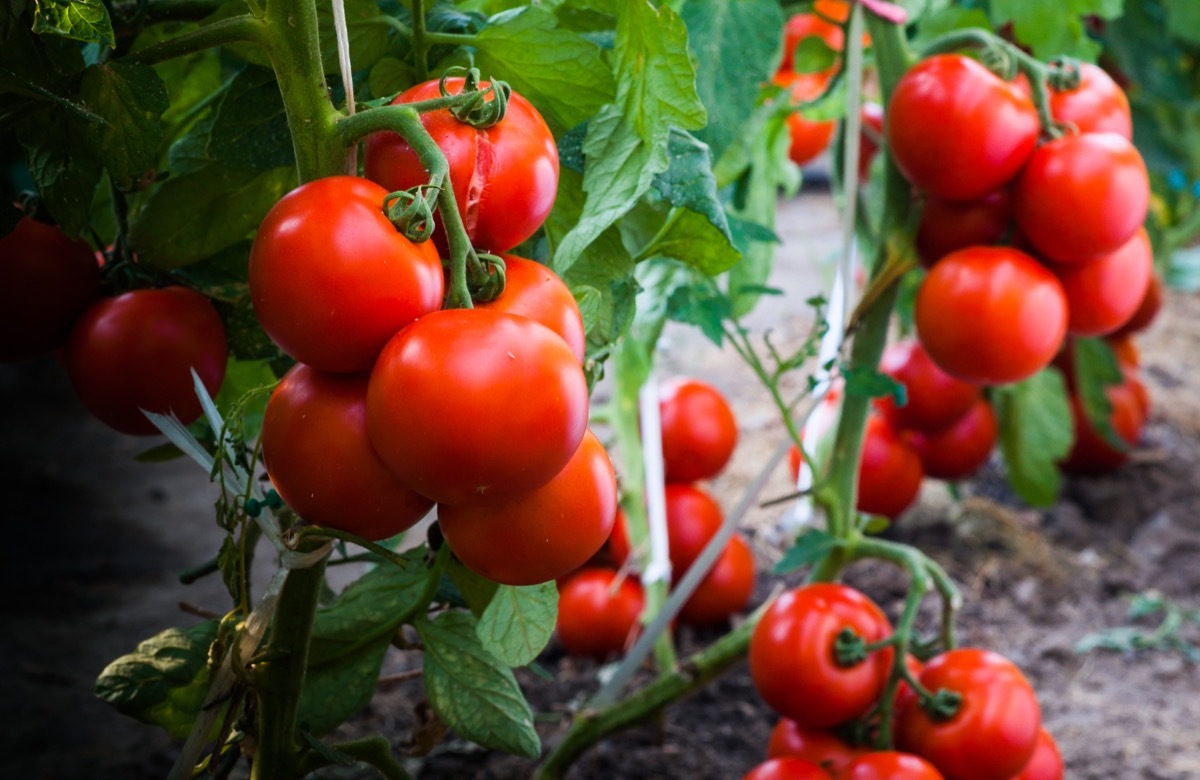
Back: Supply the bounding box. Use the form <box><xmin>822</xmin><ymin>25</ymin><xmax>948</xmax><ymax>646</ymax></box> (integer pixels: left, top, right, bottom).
<box><xmin>471</xmin><ymin>252</ymin><xmax>507</xmax><ymax>303</ymax></box>
<box><xmin>437</xmin><ymin>65</ymin><xmax>511</xmax><ymax>129</ymax></box>
<box><xmin>979</xmin><ymin>44</ymin><xmax>1018</xmax><ymax>81</ymax></box>
<box><xmin>1047</xmin><ymin>56</ymin><xmax>1083</xmax><ymax>92</ymax></box>
<box><xmin>383</xmin><ymin>186</ymin><xmax>441</xmax><ymax>243</ymax></box>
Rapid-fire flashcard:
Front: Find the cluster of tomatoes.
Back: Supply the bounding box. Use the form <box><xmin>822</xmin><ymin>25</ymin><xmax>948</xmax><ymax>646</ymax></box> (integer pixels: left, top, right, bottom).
<box><xmin>0</xmin><ymin>216</ymin><xmax>229</xmax><ymax>436</ymax></box>
<box><xmin>742</xmin><ymin>583</ymin><xmax>1064</xmax><ymax>780</ymax></box>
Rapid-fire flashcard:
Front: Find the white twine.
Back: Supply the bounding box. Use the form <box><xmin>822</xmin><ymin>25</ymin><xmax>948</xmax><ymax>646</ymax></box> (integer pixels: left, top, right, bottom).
<box><xmin>637</xmin><ymin>374</ymin><xmax>673</xmax><ymax>587</ymax></box>
<box><xmin>331</xmin><ymin>0</ymin><xmax>358</xmax><ymax>174</ymax></box>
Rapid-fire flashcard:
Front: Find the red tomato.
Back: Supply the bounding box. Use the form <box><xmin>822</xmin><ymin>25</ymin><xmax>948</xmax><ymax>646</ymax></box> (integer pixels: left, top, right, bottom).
<box><xmin>606</xmin><ymin>507</ymin><xmax>633</xmax><ymax>565</ymax></box>
<box><xmin>249</xmin><ymin>176</ymin><xmax>443</xmax><ymax>373</ymax></box>
<box><xmin>915</xmin><ymin>246</ymin><xmax>1068</xmax><ymax>385</ymax></box>
<box><xmin>659</xmin><ymin>377</ymin><xmax>739</xmax><ymax>483</ymax></box>
<box><xmin>766</xmin><ymin>719</ymin><xmax>867</xmax><ymax>774</ymax></box>
<box><xmin>844</xmin><ymin>752</ymin><xmax>944</xmax><ymax>780</ymax></box>
<box><xmin>895</xmin><ymin>648</ymin><xmax>1041</xmax><ymax>780</ymax></box>
<box><xmin>774</xmin><ymin>71</ymin><xmax>837</xmax><ymax>167</ymax></box>
<box><xmin>1013</xmin><ymin>132</ymin><xmax>1149</xmax><ymax>264</ymax></box>
<box><xmin>438</xmin><ymin>429</ymin><xmax>616</xmax><ymax>585</ymax></box>
<box><xmin>261</xmin><ymin>365</ymin><xmax>432</xmax><ymax>540</ymax></box>
<box><xmin>664</xmin><ymin>483</ymin><xmax>724</xmax><ymax>578</ymax></box>
<box><xmin>0</xmin><ymin>217</ymin><xmax>100</xmax><ymax>362</ymax></box>
<box><xmin>476</xmin><ymin>255</ymin><xmax>585</xmax><ymax>363</ymax></box>
<box><xmin>744</xmin><ymin>757</ymin><xmax>833</xmax><ymax>780</ymax></box>
<box><xmin>555</xmin><ymin>568</ymin><xmax>644</xmax><ymax>660</ymax></box>
<box><xmin>1060</xmin><ymin>373</ymin><xmax>1145</xmax><ymax>474</ymax></box>
<box><xmin>1012</xmin><ymin>728</ymin><xmax>1065</xmax><ymax>780</ymax></box>
<box><xmin>876</xmin><ymin>338</ymin><xmax>982</xmax><ymax>433</ymax></box>
<box><xmin>750</xmin><ymin>584</ymin><xmax>894</xmax><ymax>728</ymax></box>
<box><xmin>909</xmin><ymin>399</ymin><xmax>997</xmax><ymax>482</ymax></box>
<box><xmin>1049</xmin><ymin>61</ymin><xmax>1132</xmax><ymax>139</ymax></box>
<box><xmin>64</xmin><ymin>287</ymin><xmax>227</xmax><ymax>435</ymax></box>
<box><xmin>1106</xmin><ymin>335</ymin><xmax>1139</xmax><ymax>369</ymax></box>
<box><xmin>1050</xmin><ymin>227</ymin><xmax>1152</xmax><ymax>337</ymax></box>
<box><xmin>363</xmin><ymin>78</ymin><xmax>559</xmax><ymax>255</ymax></box>
<box><xmin>887</xmin><ymin>55</ymin><xmax>1038</xmax><ymax>201</ymax></box>
<box><xmin>366</xmin><ymin>308</ymin><xmax>588</xmax><ymax>505</ymax></box>
<box><xmin>858</xmin><ymin>413</ymin><xmax>924</xmax><ymax>519</ymax></box>
<box><xmin>780</xmin><ymin>12</ymin><xmax>843</xmax><ymax>74</ymax></box>
<box><xmin>857</xmin><ymin>101</ymin><xmax>885</xmax><ymax>181</ymax></box>
<box><xmin>915</xmin><ymin>191</ymin><xmax>1012</xmax><ymax>268</ymax></box>
<box><xmin>678</xmin><ymin>534</ymin><xmax>755</xmax><ymax>626</ymax></box>
<box><xmin>1110</xmin><ymin>272</ymin><xmax>1163</xmax><ymax>338</ymax></box>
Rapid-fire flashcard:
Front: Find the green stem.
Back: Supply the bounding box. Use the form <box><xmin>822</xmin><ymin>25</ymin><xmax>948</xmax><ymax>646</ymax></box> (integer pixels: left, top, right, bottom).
<box><xmin>298</xmin><ymin>736</ymin><xmax>412</xmax><ymax>779</ymax></box>
<box><xmin>291</xmin><ymin>525</ymin><xmax>413</xmax><ymax>573</ymax></box>
<box><xmin>121</xmin><ymin>14</ymin><xmax>265</xmax><ymax>65</ymax></box>
<box><xmin>411</xmin><ymin>0</ymin><xmax>430</xmax><ymax>81</ymax></box>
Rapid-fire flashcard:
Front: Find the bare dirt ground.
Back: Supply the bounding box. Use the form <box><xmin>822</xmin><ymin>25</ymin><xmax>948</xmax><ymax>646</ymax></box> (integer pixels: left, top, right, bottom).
<box><xmin>2</xmin><ymin>189</ymin><xmax>1198</xmax><ymax>779</ymax></box>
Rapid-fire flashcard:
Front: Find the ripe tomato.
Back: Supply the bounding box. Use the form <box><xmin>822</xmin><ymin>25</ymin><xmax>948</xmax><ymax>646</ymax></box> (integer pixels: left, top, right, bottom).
<box><xmin>1050</xmin><ymin>227</ymin><xmax>1151</xmax><ymax>337</ymax></box>
<box><xmin>766</xmin><ymin>719</ymin><xmax>867</xmax><ymax>774</ymax></box>
<box><xmin>64</xmin><ymin>287</ymin><xmax>227</xmax><ymax>435</ymax></box>
<box><xmin>780</xmin><ymin>12</ymin><xmax>843</xmax><ymax>74</ymax></box>
<box><xmin>1106</xmin><ymin>335</ymin><xmax>1139</xmax><ymax>369</ymax></box>
<box><xmin>1049</xmin><ymin>61</ymin><xmax>1132</xmax><ymax>139</ymax></box>
<box><xmin>774</xmin><ymin>71</ymin><xmax>837</xmax><ymax>167</ymax></box>
<box><xmin>249</xmin><ymin>176</ymin><xmax>443</xmax><ymax>373</ymax></box>
<box><xmin>915</xmin><ymin>191</ymin><xmax>1012</xmax><ymax>268</ymax></box>
<box><xmin>895</xmin><ymin>648</ymin><xmax>1041</xmax><ymax>780</ymax></box>
<box><xmin>844</xmin><ymin>752</ymin><xmax>944</xmax><ymax>780</ymax></box>
<box><xmin>915</xmin><ymin>246</ymin><xmax>1068</xmax><ymax>385</ymax></box>
<box><xmin>876</xmin><ymin>338</ymin><xmax>982</xmax><ymax>433</ymax></box>
<box><xmin>261</xmin><ymin>365</ymin><xmax>432</xmax><ymax>540</ymax></box>
<box><xmin>858</xmin><ymin>413</ymin><xmax>924</xmax><ymax>518</ymax></box>
<box><xmin>887</xmin><ymin>55</ymin><xmax>1038</xmax><ymax>201</ymax></box>
<box><xmin>605</xmin><ymin>507</ymin><xmax>634</xmax><ymax>566</ymax></box>
<box><xmin>0</xmin><ymin>217</ymin><xmax>100</xmax><ymax>363</ymax></box>
<box><xmin>909</xmin><ymin>399</ymin><xmax>997</xmax><ymax>482</ymax></box>
<box><xmin>476</xmin><ymin>255</ymin><xmax>585</xmax><ymax>363</ymax></box>
<box><xmin>1012</xmin><ymin>728</ymin><xmax>1064</xmax><ymax>780</ymax></box>
<box><xmin>438</xmin><ymin>429</ymin><xmax>616</xmax><ymax>585</ymax></box>
<box><xmin>659</xmin><ymin>377</ymin><xmax>739</xmax><ymax>483</ymax></box>
<box><xmin>1013</xmin><ymin>132</ymin><xmax>1149</xmax><ymax>264</ymax></box>
<box><xmin>366</xmin><ymin>308</ymin><xmax>588</xmax><ymax>505</ymax></box>
<box><xmin>555</xmin><ymin>568</ymin><xmax>644</xmax><ymax>660</ymax></box>
<box><xmin>750</xmin><ymin>584</ymin><xmax>893</xmax><ymax>729</ymax></box>
<box><xmin>1110</xmin><ymin>272</ymin><xmax>1163</xmax><ymax>338</ymax></box>
<box><xmin>857</xmin><ymin>101</ymin><xmax>885</xmax><ymax>181</ymax></box>
<box><xmin>363</xmin><ymin>78</ymin><xmax>559</xmax><ymax>255</ymax></box>
<box><xmin>744</xmin><ymin>758</ymin><xmax>833</xmax><ymax>780</ymax></box>
<box><xmin>1060</xmin><ymin>373</ymin><xmax>1145</xmax><ymax>474</ymax></box>
<box><xmin>664</xmin><ymin>483</ymin><xmax>724</xmax><ymax>578</ymax></box>
<box><xmin>678</xmin><ymin>534</ymin><xmax>755</xmax><ymax>627</ymax></box>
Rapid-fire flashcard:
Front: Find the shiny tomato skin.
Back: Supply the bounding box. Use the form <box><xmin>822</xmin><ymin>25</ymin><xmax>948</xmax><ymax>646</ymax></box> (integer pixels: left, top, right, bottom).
<box><xmin>915</xmin><ymin>191</ymin><xmax>1013</xmax><ymax>268</ymax></box>
<box><xmin>476</xmin><ymin>255</ymin><xmax>585</xmax><ymax>363</ymax></box>
<box><xmin>249</xmin><ymin>176</ymin><xmax>443</xmax><ymax>373</ymax></box>
<box><xmin>664</xmin><ymin>483</ymin><xmax>724</xmax><ymax>578</ymax></box>
<box><xmin>1110</xmin><ymin>272</ymin><xmax>1163</xmax><ymax>338</ymax></box>
<box><xmin>887</xmin><ymin>55</ymin><xmax>1039</xmax><ymax>201</ymax></box>
<box><xmin>1051</xmin><ymin>227</ymin><xmax>1152</xmax><ymax>337</ymax></box>
<box><xmin>660</xmin><ymin>377</ymin><xmax>739</xmax><ymax>483</ymax></box>
<box><xmin>909</xmin><ymin>399</ymin><xmax>997</xmax><ymax>481</ymax></box>
<box><xmin>744</xmin><ymin>758</ymin><xmax>834</xmax><ymax>780</ymax></box>
<box><xmin>774</xmin><ymin>71</ymin><xmax>837</xmax><ymax>167</ymax></box>
<box><xmin>438</xmin><ymin>429</ymin><xmax>617</xmax><ymax>585</ymax></box>
<box><xmin>750</xmin><ymin>583</ymin><xmax>894</xmax><ymax>728</ymax></box>
<box><xmin>606</xmin><ymin>507</ymin><xmax>633</xmax><ymax>565</ymax></box>
<box><xmin>915</xmin><ymin>246</ymin><xmax>1068</xmax><ymax>385</ymax></box>
<box><xmin>556</xmin><ymin>567</ymin><xmax>644</xmax><ymax>660</ymax></box>
<box><xmin>64</xmin><ymin>287</ymin><xmax>227</xmax><ymax>435</ymax></box>
<box><xmin>858</xmin><ymin>413</ymin><xmax>924</xmax><ymax>519</ymax></box>
<box><xmin>1060</xmin><ymin>374</ymin><xmax>1145</xmax><ymax>474</ymax></box>
<box><xmin>363</xmin><ymin>78</ymin><xmax>559</xmax><ymax>255</ymax></box>
<box><xmin>876</xmin><ymin>338</ymin><xmax>982</xmax><ymax>433</ymax></box>
<box><xmin>261</xmin><ymin>365</ymin><xmax>432</xmax><ymax>540</ymax></box>
<box><xmin>1013</xmin><ymin>132</ymin><xmax>1150</xmax><ymax>264</ymax></box>
<box><xmin>0</xmin><ymin>217</ymin><xmax>101</xmax><ymax>362</ymax></box>
<box><xmin>366</xmin><ymin>308</ymin><xmax>588</xmax><ymax>505</ymax></box>
<box><xmin>1012</xmin><ymin>729</ymin><xmax>1065</xmax><ymax>780</ymax></box>
<box><xmin>678</xmin><ymin>534</ymin><xmax>756</xmax><ymax>626</ymax></box>
<box><xmin>895</xmin><ymin>648</ymin><xmax>1041</xmax><ymax>780</ymax></box>
<box><xmin>844</xmin><ymin>752</ymin><xmax>944</xmax><ymax>780</ymax></box>
<box><xmin>766</xmin><ymin>719</ymin><xmax>867</xmax><ymax>774</ymax></box>
<box><xmin>1049</xmin><ymin>62</ymin><xmax>1132</xmax><ymax>139</ymax></box>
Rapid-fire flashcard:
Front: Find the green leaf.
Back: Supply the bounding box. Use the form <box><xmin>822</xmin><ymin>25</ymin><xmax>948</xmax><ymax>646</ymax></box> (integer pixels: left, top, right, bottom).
<box><xmin>132</xmin><ymin>23</ymin><xmax>223</xmax><ymax>139</ymax></box>
<box><xmin>842</xmin><ymin>366</ymin><xmax>905</xmax><ymax>403</ymax></box>
<box><xmin>573</xmin><ymin>285</ymin><xmax>603</xmax><ymax>334</ymax></box>
<box><xmin>314</xmin><ymin>0</ymin><xmax>391</xmax><ymax>74</ymax></box>
<box><xmin>211</xmin><ymin>357</ymin><xmax>278</xmax><ymax>441</ymax></box>
<box><xmin>368</xmin><ymin>57</ymin><xmax>415</xmax><ymax>101</ymax></box>
<box><xmin>644</xmin><ymin>206</ymin><xmax>741</xmax><ymax>275</ymax></box>
<box><xmin>207</xmin><ymin>67</ymin><xmax>296</xmax><ymax>172</ymax></box>
<box><xmin>653</xmin><ymin>128</ymin><xmax>733</xmax><ymax>243</ymax></box>
<box><xmin>1073</xmin><ymin>337</ymin><xmax>1125</xmax><ymax>449</ymax></box>
<box><xmin>988</xmin><ymin>0</ymin><xmax>1124</xmax><ymax>62</ymax></box>
<box><xmin>773</xmin><ymin>529</ymin><xmax>837</xmax><ymax>574</ymax></box>
<box><xmin>1164</xmin><ymin>0</ymin><xmax>1200</xmax><ymax>45</ymax></box>
<box><xmin>474</xmin><ymin>6</ymin><xmax>615</xmax><ymax>134</ymax></box>
<box><xmin>791</xmin><ymin>36</ymin><xmax>837</xmax><ymax>75</ymax></box>
<box><xmin>94</xmin><ymin>620</ymin><xmax>220</xmax><ymax>739</ymax></box>
<box><xmin>216</xmin><ymin>533</ymin><xmax>242</xmax><ymax>604</ymax></box>
<box><xmin>33</xmin><ymin>0</ymin><xmax>114</xmax><ymax>47</ymax></box>
<box><xmin>79</xmin><ymin>62</ymin><xmax>169</xmax><ymax>189</ymax></box>
<box><xmin>666</xmin><ymin>278</ymin><xmax>732</xmax><ymax>345</ymax></box>
<box><xmin>476</xmin><ymin>582</ymin><xmax>558</xmax><ymax>667</ymax></box>
<box><xmin>417</xmin><ymin>611</ymin><xmax>540</xmax><ymax>758</ymax></box>
<box><xmin>447</xmin><ymin>558</ymin><xmax>501</xmax><ymax>616</ymax></box>
<box><xmin>995</xmin><ymin>370</ymin><xmax>1074</xmax><ymax>507</ymax></box>
<box><xmin>910</xmin><ymin>5</ymin><xmax>992</xmax><ymax>50</ymax></box>
<box><xmin>129</xmin><ymin>165</ymin><xmax>296</xmax><ymax>268</ymax></box>
<box><xmin>15</xmin><ymin>108</ymin><xmax>101</xmax><ymax>237</ymax></box>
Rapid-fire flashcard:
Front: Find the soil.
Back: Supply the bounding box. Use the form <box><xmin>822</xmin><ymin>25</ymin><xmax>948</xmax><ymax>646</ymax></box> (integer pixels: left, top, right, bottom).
<box><xmin>2</xmin><ymin>189</ymin><xmax>1198</xmax><ymax>780</ymax></box>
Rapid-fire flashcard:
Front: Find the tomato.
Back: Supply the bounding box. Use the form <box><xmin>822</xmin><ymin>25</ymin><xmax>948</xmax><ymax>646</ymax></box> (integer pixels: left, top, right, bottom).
<box><xmin>366</xmin><ymin>308</ymin><xmax>588</xmax><ymax>505</ymax></box>
<box><xmin>249</xmin><ymin>176</ymin><xmax>443</xmax><ymax>373</ymax></box>
<box><xmin>261</xmin><ymin>365</ymin><xmax>432</xmax><ymax>540</ymax></box>
<box><xmin>915</xmin><ymin>246</ymin><xmax>1068</xmax><ymax>385</ymax></box>
<box><xmin>844</xmin><ymin>752</ymin><xmax>944</xmax><ymax>780</ymax></box>
<box><xmin>476</xmin><ymin>255</ymin><xmax>585</xmax><ymax>363</ymax></box>
<box><xmin>909</xmin><ymin>399</ymin><xmax>997</xmax><ymax>482</ymax></box>
<box><xmin>1012</xmin><ymin>728</ymin><xmax>1064</xmax><ymax>780</ymax></box>
<box><xmin>1110</xmin><ymin>272</ymin><xmax>1163</xmax><ymax>338</ymax></box>
<box><xmin>64</xmin><ymin>287</ymin><xmax>227</xmax><ymax>435</ymax></box>
<box><xmin>0</xmin><ymin>217</ymin><xmax>100</xmax><ymax>363</ymax></box>
<box><xmin>664</xmin><ymin>483</ymin><xmax>724</xmax><ymax>578</ymax></box>
<box><xmin>1049</xmin><ymin>61</ymin><xmax>1132</xmax><ymax>139</ymax></box>
<box><xmin>1106</xmin><ymin>335</ymin><xmax>1139</xmax><ymax>368</ymax></box>
<box><xmin>555</xmin><ymin>568</ymin><xmax>644</xmax><ymax>660</ymax></box>
<box><xmin>887</xmin><ymin>55</ymin><xmax>1038</xmax><ymax>201</ymax></box>
<box><xmin>857</xmin><ymin>413</ymin><xmax>924</xmax><ymax>519</ymax></box>
<box><xmin>606</xmin><ymin>507</ymin><xmax>633</xmax><ymax>565</ymax></box>
<box><xmin>895</xmin><ymin>648</ymin><xmax>1041</xmax><ymax>780</ymax></box>
<box><xmin>857</xmin><ymin>101</ymin><xmax>885</xmax><ymax>181</ymax></box>
<box><xmin>1049</xmin><ymin>227</ymin><xmax>1152</xmax><ymax>337</ymax></box>
<box><xmin>766</xmin><ymin>720</ymin><xmax>867</xmax><ymax>774</ymax></box>
<box><xmin>1060</xmin><ymin>373</ymin><xmax>1145</xmax><ymax>474</ymax></box>
<box><xmin>744</xmin><ymin>757</ymin><xmax>833</xmax><ymax>780</ymax></box>
<box><xmin>780</xmin><ymin>12</ymin><xmax>843</xmax><ymax>73</ymax></box>
<box><xmin>1013</xmin><ymin>132</ymin><xmax>1149</xmax><ymax>264</ymax></box>
<box><xmin>438</xmin><ymin>429</ymin><xmax>616</xmax><ymax>585</ymax></box>
<box><xmin>364</xmin><ymin>78</ymin><xmax>559</xmax><ymax>255</ymax></box>
<box><xmin>659</xmin><ymin>377</ymin><xmax>739</xmax><ymax>483</ymax></box>
<box><xmin>876</xmin><ymin>338</ymin><xmax>982</xmax><ymax>433</ymax></box>
<box><xmin>678</xmin><ymin>534</ymin><xmax>755</xmax><ymax>626</ymax></box>
<box><xmin>750</xmin><ymin>584</ymin><xmax>893</xmax><ymax>728</ymax></box>
<box><xmin>915</xmin><ymin>191</ymin><xmax>1012</xmax><ymax>268</ymax></box>
<box><xmin>774</xmin><ymin>71</ymin><xmax>837</xmax><ymax>167</ymax></box>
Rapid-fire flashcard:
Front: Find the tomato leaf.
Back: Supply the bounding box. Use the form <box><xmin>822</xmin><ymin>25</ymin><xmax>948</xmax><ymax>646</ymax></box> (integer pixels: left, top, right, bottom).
<box><xmin>79</xmin><ymin>62</ymin><xmax>169</xmax><ymax>190</ymax></box>
<box><xmin>988</xmin><ymin>0</ymin><xmax>1123</xmax><ymax>62</ymax></box>
<box><xmin>15</xmin><ymin>108</ymin><xmax>101</xmax><ymax>237</ymax></box>
<box><xmin>314</xmin><ymin>0</ymin><xmax>390</xmax><ymax>74</ymax></box>
<box><xmin>32</xmin><ymin>0</ymin><xmax>114</xmax><ymax>47</ymax></box>
<box><xmin>994</xmin><ymin>370</ymin><xmax>1074</xmax><ymax>507</ymax></box>
<box><xmin>666</xmin><ymin>279</ymin><xmax>732</xmax><ymax>345</ymax></box>
<box><xmin>1073</xmin><ymin>337</ymin><xmax>1126</xmax><ymax>449</ymax></box>
<box><xmin>476</xmin><ymin>582</ymin><xmax>559</xmax><ymax>667</ymax></box>
<box><xmin>773</xmin><ymin>528</ymin><xmax>838</xmax><ymax>575</ymax></box>
<box><xmin>416</xmin><ymin>610</ymin><xmax>541</xmax><ymax>758</ymax></box>
<box><xmin>790</xmin><ymin>36</ymin><xmax>838</xmax><ymax>76</ymax></box>
<box><xmin>367</xmin><ymin>56</ymin><xmax>414</xmax><ymax>101</ymax></box>
<box><xmin>1164</xmin><ymin>0</ymin><xmax>1200</xmax><ymax>45</ymax></box>
<box><xmin>207</xmin><ymin>66</ymin><xmax>296</xmax><ymax>172</ymax></box>
<box><xmin>447</xmin><ymin>558</ymin><xmax>501</xmax><ymax>615</ymax></box>
<box><xmin>842</xmin><ymin>365</ymin><xmax>904</xmax><ymax>403</ymax></box>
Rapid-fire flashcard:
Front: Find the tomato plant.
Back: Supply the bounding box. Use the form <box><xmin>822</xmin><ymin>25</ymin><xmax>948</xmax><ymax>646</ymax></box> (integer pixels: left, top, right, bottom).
<box><xmin>744</xmin><ymin>757</ymin><xmax>834</xmax><ymax>780</ymax></box>
<box><xmin>844</xmin><ymin>752</ymin><xmax>944</xmax><ymax>780</ymax></box>
<box><xmin>1050</xmin><ymin>227</ymin><xmax>1152</xmax><ymax>336</ymax></box>
<box><xmin>908</xmin><ymin>399</ymin><xmax>997</xmax><ymax>482</ymax></box>
<box><xmin>1060</xmin><ymin>372</ymin><xmax>1146</xmax><ymax>474</ymax></box>
<box><xmin>857</xmin><ymin>413</ymin><xmax>924</xmax><ymax>518</ymax></box>
<box><xmin>664</xmin><ymin>483</ymin><xmax>725</xmax><ymax>578</ymax></box>
<box><xmin>774</xmin><ymin>71</ymin><xmax>837</xmax><ymax>167</ymax></box>
<box><xmin>1111</xmin><ymin>272</ymin><xmax>1164</xmax><ymax>337</ymax></box>
<box><xmin>678</xmin><ymin>534</ymin><xmax>755</xmax><ymax>626</ymax></box>
<box><xmin>780</xmin><ymin>12</ymin><xmax>843</xmax><ymax>73</ymax></box>
<box><xmin>876</xmin><ymin>338</ymin><xmax>981</xmax><ymax>433</ymax></box>
<box><xmin>1048</xmin><ymin>61</ymin><xmax>1133</xmax><ymax>138</ymax></box>
<box><xmin>1012</xmin><ymin>728</ymin><xmax>1064</xmax><ymax>780</ymax></box>
<box><xmin>766</xmin><ymin>719</ymin><xmax>868</xmax><ymax>773</ymax></box>
<box><xmin>556</xmin><ymin>568</ymin><xmax>645</xmax><ymax>661</ymax></box>
<box><xmin>476</xmin><ymin>255</ymin><xmax>586</xmax><ymax>363</ymax></box>
<box><xmin>914</xmin><ymin>191</ymin><xmax>1012</xmax><ymax>268</ymax></box>
<box><xmin>659</xmin><ymin>377</ymin><xmax>739</xmax><ymax>483</ymax></box>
